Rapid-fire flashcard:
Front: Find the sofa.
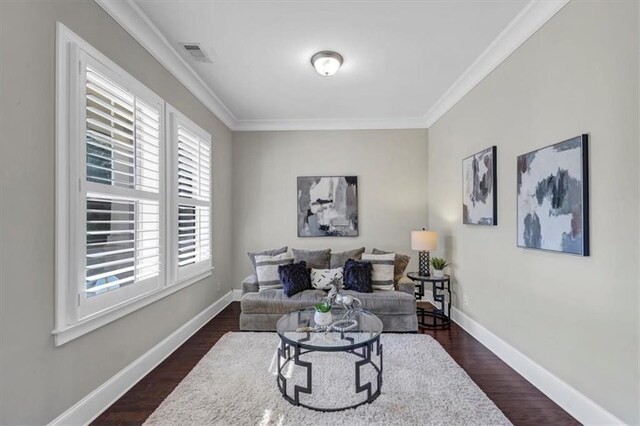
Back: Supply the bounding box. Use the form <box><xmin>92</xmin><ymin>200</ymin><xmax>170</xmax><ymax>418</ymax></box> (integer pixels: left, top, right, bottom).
<box><xmin>239</xmin><ymin>274</ymin><xmax>418</xmax><ymax>332</ymax></box>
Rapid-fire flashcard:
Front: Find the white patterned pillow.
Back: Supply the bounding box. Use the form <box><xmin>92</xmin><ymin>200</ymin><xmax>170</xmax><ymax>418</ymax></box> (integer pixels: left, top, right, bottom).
<box><xmin>310</xmin><ymin>267</ymin><xmax>343</xmax><ymax>290</ymax></box>
<box><xmin>361</xmin><ymin>253</ymin><xmax>395</xmax><ymax>291</ymax></box>
<box><xmin>255</xmin><ymin>253</ymin><xmax>293</xmax><ymax>291</ymax></box>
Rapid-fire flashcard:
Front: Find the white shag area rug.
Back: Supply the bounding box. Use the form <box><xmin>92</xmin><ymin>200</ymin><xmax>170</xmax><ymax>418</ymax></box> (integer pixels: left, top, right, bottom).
<box><xmin>145</xmin><ymin>332</ymin><xmax>511</xmax><ymax>426</ymax></box>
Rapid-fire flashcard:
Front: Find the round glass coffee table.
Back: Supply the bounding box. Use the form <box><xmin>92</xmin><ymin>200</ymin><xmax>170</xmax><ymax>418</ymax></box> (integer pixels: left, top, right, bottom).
<box><xmin>276</xmin><ymin>307</ymin><xmax>383</xmax><ymax>412</ymax></box>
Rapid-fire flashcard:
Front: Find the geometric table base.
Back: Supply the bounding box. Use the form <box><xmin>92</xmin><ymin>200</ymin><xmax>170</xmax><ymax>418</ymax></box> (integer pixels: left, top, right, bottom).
<box><xmin>277</xmin><ymin>335</ymin><xmax>383</xmax><ymax>412</ymax></box>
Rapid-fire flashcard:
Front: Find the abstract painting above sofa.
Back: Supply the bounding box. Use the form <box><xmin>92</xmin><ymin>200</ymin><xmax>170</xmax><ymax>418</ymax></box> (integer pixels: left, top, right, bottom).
<box><xmin>297</xmin><ymin>176</ymin><xmax>358</xmax><ymax>237</ymax></box>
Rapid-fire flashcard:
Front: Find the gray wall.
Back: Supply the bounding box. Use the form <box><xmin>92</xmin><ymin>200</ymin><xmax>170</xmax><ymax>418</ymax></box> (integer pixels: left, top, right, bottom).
<box><xmin>231</xmin><ymin>129</ymin><xmax>429</xmax><ymax>286</ymax></box>
<box><xmin>0</xmin><ymin>1</ymin><xmax>233</xmax><ymax>424</ymax></box>
<box><xmin>427</xmin><ymin>1</ymin><xmax>639</xmax><ymax>423</ymax></box>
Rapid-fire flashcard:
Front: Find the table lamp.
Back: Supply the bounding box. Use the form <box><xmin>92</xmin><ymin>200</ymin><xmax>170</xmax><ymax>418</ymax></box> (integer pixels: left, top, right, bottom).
<box><xmin>411</xmin><ymin>229</ymin><xmax>438</xmax><ymax>276</ymax></box>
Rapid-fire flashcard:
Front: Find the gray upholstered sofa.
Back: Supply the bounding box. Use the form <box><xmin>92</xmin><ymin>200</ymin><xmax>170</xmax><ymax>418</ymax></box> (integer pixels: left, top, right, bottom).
<box><xmin>239</xmin><ymin>275</ymin><xmax>418</xmax><ymax>332</ymax></box>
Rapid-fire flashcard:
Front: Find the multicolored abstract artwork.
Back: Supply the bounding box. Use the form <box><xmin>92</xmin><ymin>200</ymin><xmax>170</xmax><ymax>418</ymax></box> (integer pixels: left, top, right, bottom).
<box><xmin>517</xmin><ymin>135</ymin><xmax>589</xmax><ymax>255</ymax></box>
<box><xmin>297</xmin><ymin>176</ymin><xmax>358</xmax><ymax>237</ymax></box>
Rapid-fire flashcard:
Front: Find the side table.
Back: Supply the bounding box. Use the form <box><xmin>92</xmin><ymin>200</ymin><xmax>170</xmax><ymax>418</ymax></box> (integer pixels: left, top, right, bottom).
<box><xmin>407</xmin><ymin>272</ymin><xmax>451</xmax><ymax>329</ymax></box>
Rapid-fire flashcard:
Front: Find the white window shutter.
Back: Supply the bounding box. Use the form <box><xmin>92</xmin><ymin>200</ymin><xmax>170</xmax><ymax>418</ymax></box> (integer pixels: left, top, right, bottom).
<box><xmin>169</xmin><ymin>110</ymin><xmax>212</xmax><ymax>281</ymax></box>
<box><xmin>79</xmin><ymin>58</ymin><xmax>164</xmax><ymax>318</ymax></box>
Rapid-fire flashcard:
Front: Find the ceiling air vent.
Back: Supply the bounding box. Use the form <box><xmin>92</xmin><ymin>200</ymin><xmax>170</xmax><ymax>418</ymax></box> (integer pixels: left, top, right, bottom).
<box><xmin>180</xmin><ymin>43</ymin><xmax>212</xmax><ymax>63</ymax></box>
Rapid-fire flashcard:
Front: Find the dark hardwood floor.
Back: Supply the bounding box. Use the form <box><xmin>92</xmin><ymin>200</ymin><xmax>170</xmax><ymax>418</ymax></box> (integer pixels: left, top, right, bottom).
<box><xmin>93</xmin><ymin>302</ymin><xmax>579</xmax><ymax>425</ymax></box>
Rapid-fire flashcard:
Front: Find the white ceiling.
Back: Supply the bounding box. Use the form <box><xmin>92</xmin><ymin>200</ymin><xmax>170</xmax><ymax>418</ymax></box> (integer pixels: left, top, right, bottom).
<box><xmin>133</xmin><ymin>0</ymin><xmax>530</xmax><ymax>128</ymax></box>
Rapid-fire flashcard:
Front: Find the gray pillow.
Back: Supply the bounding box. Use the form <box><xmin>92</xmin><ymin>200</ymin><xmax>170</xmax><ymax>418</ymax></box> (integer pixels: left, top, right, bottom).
<box><xmin>247</xmin><ymin>246</ymin><xmax>288</xmax><ymax>272</ymax></box>
<box><xmin>330</xmin><ymin>247</ymin><xmax>365</xmax><ymax>269</ymax></box>
<box><xmin>292</xmin><ymin>248</ymin><xmax>331</xmax><ymax>269</ymax></box>
<box><xmin>372</xmin><ymin>248</ymin><xmax>411</xmax><ymax>285</ymax></box>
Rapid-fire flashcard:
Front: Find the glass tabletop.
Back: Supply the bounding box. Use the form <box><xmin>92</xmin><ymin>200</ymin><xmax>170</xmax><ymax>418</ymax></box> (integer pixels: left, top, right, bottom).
<box><xmin>276</xmin><ymin>307</ymin><xmax>383</xmax><ymax>351</ymax></box>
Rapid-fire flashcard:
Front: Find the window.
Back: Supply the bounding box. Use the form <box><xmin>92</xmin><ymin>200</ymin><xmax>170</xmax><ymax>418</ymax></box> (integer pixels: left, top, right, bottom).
<box><xmin>55</xmin><ymin>24</ymin><xmax>213</xmax><ymax>345</ymax></box>
<box><xmin>167</xmin><ymin>108</ymin><xmax>212</xmax><ymax>282</ymax></box>
<box><xmin>79</xmin><ymin>58</ymin><xmax>164</xmax><ymax>319</ymax></box>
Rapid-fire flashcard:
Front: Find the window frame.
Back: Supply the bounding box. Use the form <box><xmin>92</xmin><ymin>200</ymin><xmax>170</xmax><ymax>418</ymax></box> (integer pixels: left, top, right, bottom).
<box><xmin>54</xmin><ymin>23</ymin><xmax>213</xmax><ymax>346</ymax></box>
<box><xmin>166</xmin><ymin>105</ymin><xmax>213</xmax><ymax>285</ymax></box>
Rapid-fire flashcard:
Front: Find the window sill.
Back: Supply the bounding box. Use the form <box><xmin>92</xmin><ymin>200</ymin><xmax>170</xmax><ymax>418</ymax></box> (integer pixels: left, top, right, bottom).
<box><xmin>52</xmin><ymin>268</ymin><xmax>214</xmax><ymax>346</ymax></box>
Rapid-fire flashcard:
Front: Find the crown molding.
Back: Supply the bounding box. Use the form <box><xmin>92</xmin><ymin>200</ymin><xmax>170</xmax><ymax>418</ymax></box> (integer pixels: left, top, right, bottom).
<box><xmin>234</xmin><ymin>116</ymin><xmax>429</xmax><ymax>132</ymax></box>
<box><xmin>423</xmin><ymin>0</ymin><xmax>569</xmax><ymax>127</ymax></box>
<box><xmin>94</xmin><ymin>0</ymin><xmax>238</xmax><ymax>130</ymax></box>
<box><xmin>96</xmin><ymin>0</ymin><xmax>568</xmax><ymax>132</ymax></box>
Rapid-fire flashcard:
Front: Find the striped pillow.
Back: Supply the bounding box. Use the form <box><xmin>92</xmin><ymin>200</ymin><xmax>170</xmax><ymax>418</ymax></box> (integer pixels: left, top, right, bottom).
<box><xmin>361</xmin><ymin>253</ymin><xmax>395</xmax><ymax>291</ymax></box>
<box><xmin>255</xmin><ymin>253</ymin><xmax>293</xmax><ymax>291</ymax></box>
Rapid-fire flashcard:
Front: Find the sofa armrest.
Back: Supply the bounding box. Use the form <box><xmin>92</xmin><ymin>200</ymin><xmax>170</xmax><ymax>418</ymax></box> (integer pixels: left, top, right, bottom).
<box><xmin>242</xmin><ymin>275</ymin><xmax>259</xmax><ymax>295</ymax></box>
<box><xmin>397</xmin><ymin>276</ymin><xmax>415</xmax><ymax>295</ymax></box>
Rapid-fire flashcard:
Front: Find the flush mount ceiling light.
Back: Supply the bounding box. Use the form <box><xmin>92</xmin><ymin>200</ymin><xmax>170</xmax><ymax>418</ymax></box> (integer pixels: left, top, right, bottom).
<box><xmin>311</xmin><ymin>51</ymin><xmax>343</xmax><ymax>76</ymax></box>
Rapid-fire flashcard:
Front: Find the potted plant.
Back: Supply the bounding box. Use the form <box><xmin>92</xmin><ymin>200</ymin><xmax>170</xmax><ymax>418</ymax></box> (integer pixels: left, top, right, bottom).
<box><xmin>314</xmin><ymin>300</ymin><xmax>333</xmax><ymax>326</ymax></box>
<box><xmin>430</xmin><ymin>257</ymin><xmax>449</xmax><ymax>278</ymax></box>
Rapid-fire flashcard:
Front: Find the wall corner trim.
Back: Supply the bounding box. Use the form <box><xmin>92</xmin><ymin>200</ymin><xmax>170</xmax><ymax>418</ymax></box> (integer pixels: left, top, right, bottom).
<box><xmin>48</xmin><ymin>291</ymin><xmax>234</xmax><ymax>426</ymax></box>
<box><xmin>94</xmin><ymin>0</ymin><xmax>238</xmax><ymax>130</ymax></box>
<box><xmin>451</xmin><ymin>307</ymin><xmax>625</xmax><ymax>425</ymax></box>
<box><xmin>232</xmin><ymin>289</ymin><xmax>243</xmax><ymax>301</ymax></box>
<box><xmin>423</xmin><ymin>0</ymin><xmax>570</xmax><ymax>128</ymax></box>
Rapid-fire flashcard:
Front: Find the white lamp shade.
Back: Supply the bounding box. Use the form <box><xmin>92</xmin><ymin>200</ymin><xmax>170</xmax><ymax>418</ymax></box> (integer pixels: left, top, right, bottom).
<box><xmin>411</xmin><ymin>230</ymin><xmax>438</xmax><ymax>251</ymax></box>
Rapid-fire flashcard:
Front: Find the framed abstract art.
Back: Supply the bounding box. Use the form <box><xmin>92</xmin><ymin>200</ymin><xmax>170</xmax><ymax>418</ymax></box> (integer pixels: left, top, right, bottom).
<box><xmin>297</xmin><ymin>176</ymin><xmax>358</xmax><ymax>237</ymax></box>
<box><xmin>462</xmin><ymin>146</ymin><xmax>497</xmax><ymax>225</ymax></box>
<box><xmin>516</xmin><ymin>135</ymin><xmax>589</xmax><ymax>255</ymax></box>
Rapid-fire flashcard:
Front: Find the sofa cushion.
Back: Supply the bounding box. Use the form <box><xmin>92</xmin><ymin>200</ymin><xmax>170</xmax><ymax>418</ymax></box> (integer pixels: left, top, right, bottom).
<box><xmin>241</xmin><ymin>289</ymin><xmax>327</xmax><ymax>315</ymax></box>
<box><xmin>255</xmin><ymin>252</ymin><xmax>293</xmax><ymax>291</ymax></box>
<box><xmin>278</xmin><ymin>261</ymin><xmax>312</xmax><ymax>297</ymax></box>
<box><xmin>247</xmin><ymin>246</ymin><xmax>288</xmax><ymax>272</ymax></box>
<box><xmin>372</xmin><ymin>248</ymin><xmax>411</xmax><ymax>285</ymax></box>
<box><xmin>310</xmin><ymin>267</ymin><xmax>343</xmax><ymax>290</ymax></box>
<box><xmin>362</xmin><ymin>253</ymin><xmax>395</xmax><ymax>291</ymax></box>
<box><xmin>343</xmin><ymin>259</ymin><xmax>373</xmax><ymax>293</ymax></box>
<box><xmin>292</xmin><ymin>248</ymin><xmax>331</xmax><ymax>269</ymax></box>
<box><xmin>241</xmin><ymin>288</ymin><xmax>416</xmax><ymax>315</ymax></box>
<box><xmin>329</xmin><ymin>247</ymin><xmax>365</xmax><ymax>269</ymax></box>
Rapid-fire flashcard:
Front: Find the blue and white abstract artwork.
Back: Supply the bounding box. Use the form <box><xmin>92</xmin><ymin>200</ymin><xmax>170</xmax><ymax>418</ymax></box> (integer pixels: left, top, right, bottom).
<box><xmin>297</xmin><ymin>176</ymin><xmax>358</xmax><ymax>237</ymax></box>
<box><xmin>517</xmin><ymin>135</ymin><xmax>589</xmax><ymax>255</ymax></box>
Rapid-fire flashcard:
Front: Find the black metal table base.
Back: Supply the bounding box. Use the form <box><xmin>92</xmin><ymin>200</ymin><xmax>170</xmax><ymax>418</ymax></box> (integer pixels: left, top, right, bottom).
<box><xmin>276</xmin><ymin>335</ymin><xmax>383</xmax><ymax>412</ymax></box>
<box><xmin>408</xmin><ymin>272</ymin><xmax>451</xmax><ymax>330</ymax></box>
<box><xmin>416</xmin><ymin>306</ymin><xmax>451</xmax><ymax>329</ymax></box>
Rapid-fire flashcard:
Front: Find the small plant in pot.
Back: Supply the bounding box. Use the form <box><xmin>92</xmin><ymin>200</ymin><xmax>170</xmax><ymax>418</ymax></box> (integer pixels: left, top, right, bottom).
<box><xmin>430</xmin><ymin>257</ymin><xmax>450</xmax><ymax>278</ymax></box>
<box><xmin>313</xmin><ymin>300</ymin><xmax>333</xmax><ymax>326</ymax></box>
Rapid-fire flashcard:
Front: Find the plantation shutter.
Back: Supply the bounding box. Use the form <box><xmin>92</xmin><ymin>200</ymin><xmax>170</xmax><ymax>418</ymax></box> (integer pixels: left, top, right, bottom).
<box><xmin>176</xmin><ymin>123</ymin><xmax>211</xmax><ymax>275</ymax></box>
<box><xmin>80</xmin><ymin>56</ymin><xmax>163</xmax><ymax>316</ymax></box>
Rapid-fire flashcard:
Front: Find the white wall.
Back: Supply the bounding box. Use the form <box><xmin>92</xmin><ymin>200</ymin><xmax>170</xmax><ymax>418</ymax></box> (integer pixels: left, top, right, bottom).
<box><xmin>232</xmin><ymin>129</ymin><xmax>428</xmax><ymax>285</ymax></box>
<box><xmin>427</xmin><ymin>1</ymin><xmax>639</xmax><ymax>423</ymax></box>
<box><xmin>0</xmin><ymin>1</ymin><xmax>233</xmax><ymax>424</ymax></box>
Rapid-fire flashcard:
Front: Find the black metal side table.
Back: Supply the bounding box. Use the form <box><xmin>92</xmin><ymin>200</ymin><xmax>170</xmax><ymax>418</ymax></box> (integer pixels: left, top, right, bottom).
<box><xmin>407</xmin><ymin>272</ymin><xmax>451</xmax><ymax>329</ymax></box>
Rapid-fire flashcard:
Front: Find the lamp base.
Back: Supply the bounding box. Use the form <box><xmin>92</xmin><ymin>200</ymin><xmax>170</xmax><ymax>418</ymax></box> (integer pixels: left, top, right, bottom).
<box><xmin>418</xmin><ymin>251</ymin><xmax>430</xmax><ymax>276</ymax></box>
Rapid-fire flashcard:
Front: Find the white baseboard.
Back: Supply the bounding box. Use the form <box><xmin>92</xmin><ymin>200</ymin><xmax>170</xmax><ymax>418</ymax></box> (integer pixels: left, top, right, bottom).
<box><xmin>232</xmin><ymin>289</ymin><xmax>243</xmax><ymax>301</ymax></box>
<box><xmin>451</xmin><ymin>307</ymin><xmax>624</xmax><ymax>425</ymax></box>
<box><xmin>49</xmin><ymin>291</ymin><xmax>234</xmax><ymax>426</ymax></box>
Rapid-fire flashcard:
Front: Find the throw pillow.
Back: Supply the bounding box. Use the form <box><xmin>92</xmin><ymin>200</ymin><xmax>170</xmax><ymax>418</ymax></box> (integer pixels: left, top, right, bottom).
<box><xmin>278</xmin><ymin>261</ymin><xmax>312</xmax><ymax>297</ymax></box>
<box><xmin>310</xmin><ymin>267</ymin><xmax>344</xmax><ymax>290</ymax></box>
<box><xmin>372</xmin><ymin>248</ymin><xmax>411</xmax><ymax>285</ymax></box>
<box><xmin>343</xmin><ymin>260</ymin><xmax>373</xmax><ymax>293</ymax></box>
<box><xmin>292</xmin><ymin>248</ymin><xmax>331</xmax><ymax>269</ymax></box>
<box><xmin>247</xmin><ymin>246</ymin><xmax>288</xmax><ymax>273</ymax></box>
<box><xmin>362</xmin><ymin>253</ymin><xmax>396</xmax><ymax>291</ymax></box>
<box><xmin>329</xmin><ymin>247</ymin><xmax>365</xmax><ymax>269</ymax></box>
<box><xmin>255</xmin><ymin>252</ymin><xmax>293</xmax><ymax>291</ymax></box>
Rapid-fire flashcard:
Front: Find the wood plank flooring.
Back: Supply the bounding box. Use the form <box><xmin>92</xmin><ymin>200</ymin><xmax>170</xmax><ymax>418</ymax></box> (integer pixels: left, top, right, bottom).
<box><xmin>93</xmin><ymin>302</ymin><xmax>579</xmax><ymax>425</ymax></box>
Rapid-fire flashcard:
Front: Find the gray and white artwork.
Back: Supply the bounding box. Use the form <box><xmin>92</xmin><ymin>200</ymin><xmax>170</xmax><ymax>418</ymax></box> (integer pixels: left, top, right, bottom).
<box><xmin>462</xmin><ymin>146</ymin><xmax>497</xmax><ymax>225</ymax></box>
<box><xmin>297</xmin><ymin>176</ymin><xmax>358</xmax><ymax>237</ymax></box>
<box><xmin>517</xmin><ymin>135</ymin><xmax>589</xmax><ymax>255</ymax></box>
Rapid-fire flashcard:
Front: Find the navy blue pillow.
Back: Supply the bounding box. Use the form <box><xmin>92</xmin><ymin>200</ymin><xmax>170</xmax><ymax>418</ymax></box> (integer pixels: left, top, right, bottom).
<box><xmin>343</xmin><ymin>259</ymin><xmax>373</xmax><ymax>293</ymax></box>
<box><xmin>278</xmin><ymin>261</ymin><xmax>312</xmax><ymax>297</ymax></box>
